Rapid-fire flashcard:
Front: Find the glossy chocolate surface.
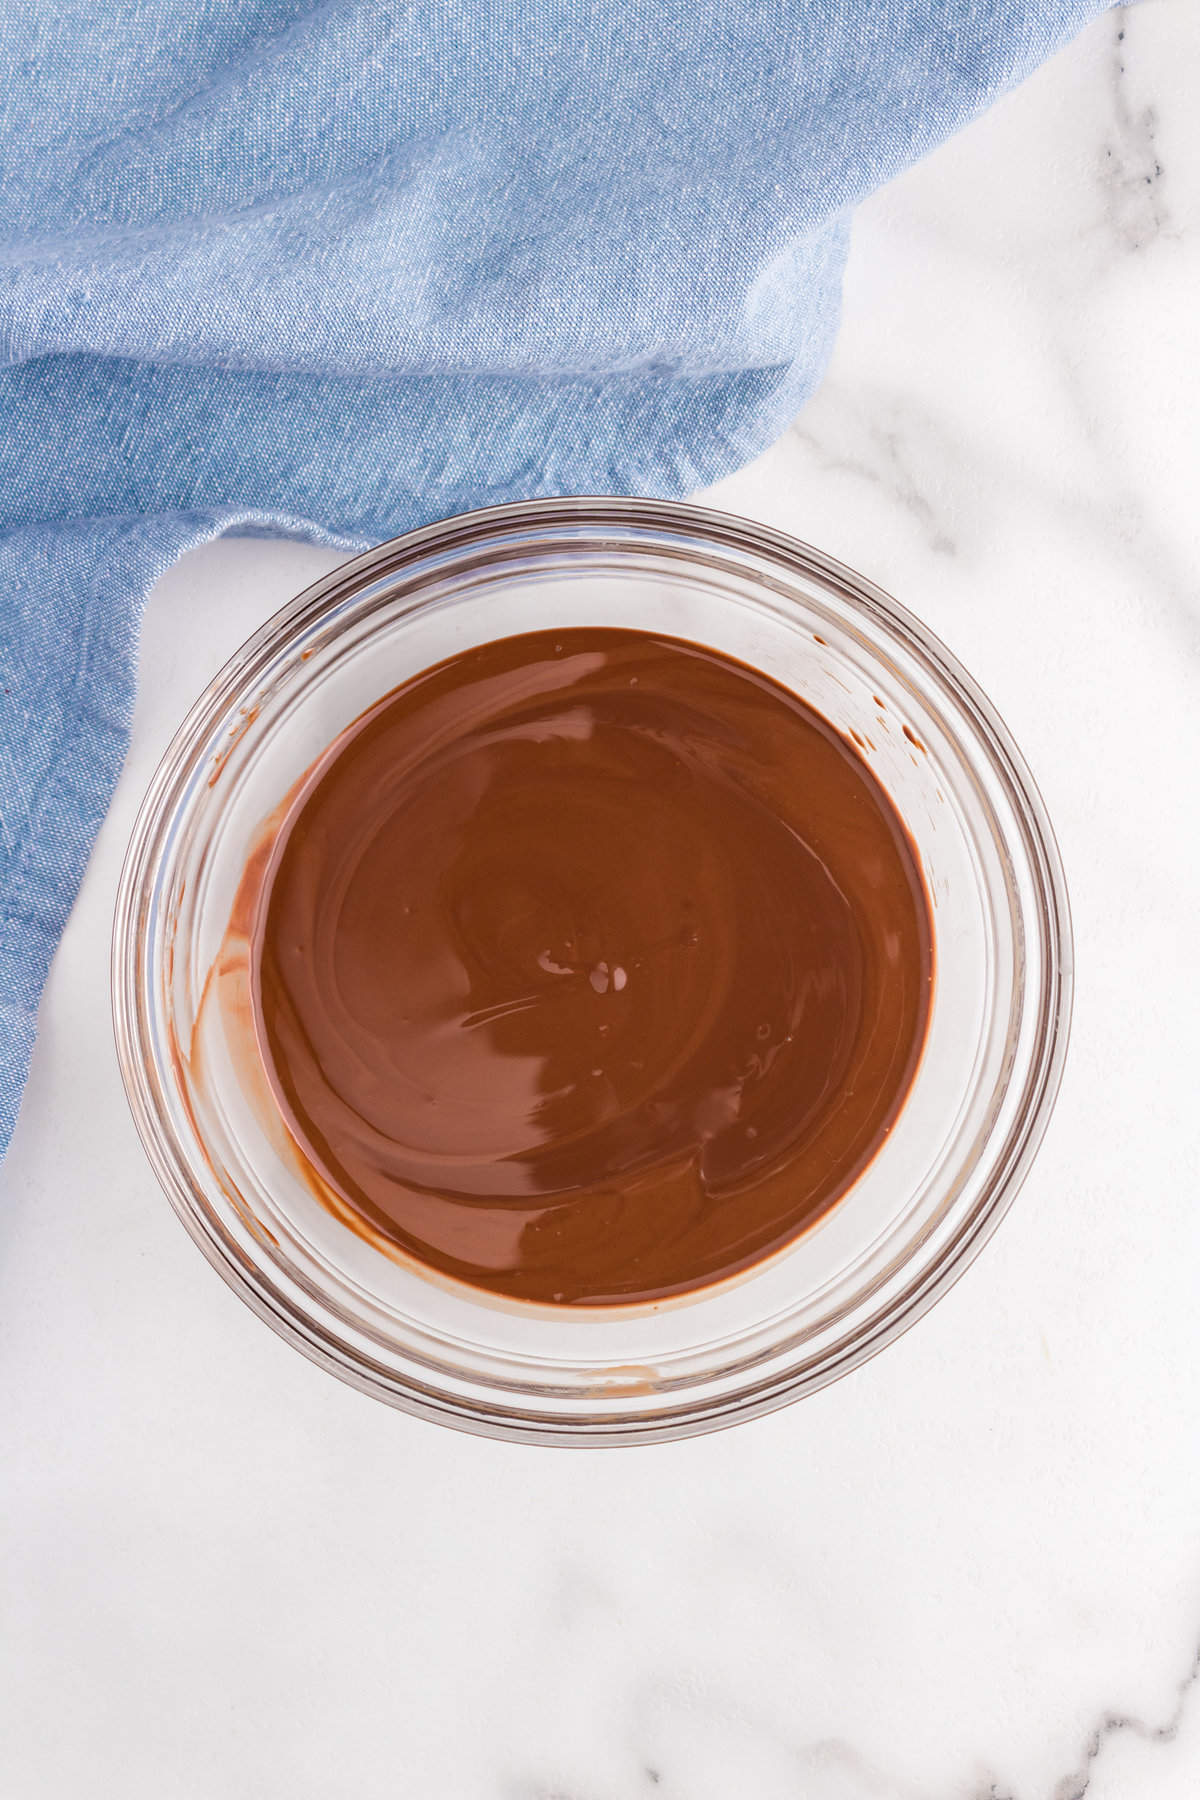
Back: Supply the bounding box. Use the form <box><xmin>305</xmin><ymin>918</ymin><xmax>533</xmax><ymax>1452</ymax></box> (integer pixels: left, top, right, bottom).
<box><xmin>252</xmin><ymin>629</ymin><xmax>932</xmax><ymax>1304</ymax></box>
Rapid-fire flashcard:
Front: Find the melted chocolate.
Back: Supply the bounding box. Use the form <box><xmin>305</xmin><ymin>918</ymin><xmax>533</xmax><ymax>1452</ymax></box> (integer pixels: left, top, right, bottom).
<box><xmin>251</xmin><ymin>629</ymin><xmax>932</xmax><ymax>1305</ymax></box>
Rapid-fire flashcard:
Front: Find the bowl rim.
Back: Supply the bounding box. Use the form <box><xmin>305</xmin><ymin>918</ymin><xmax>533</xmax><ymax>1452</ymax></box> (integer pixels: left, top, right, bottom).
<box><xmin>112</xmin><ymin>495</ymin><xmax>1074</xmax><ymax>1445</ymax></box>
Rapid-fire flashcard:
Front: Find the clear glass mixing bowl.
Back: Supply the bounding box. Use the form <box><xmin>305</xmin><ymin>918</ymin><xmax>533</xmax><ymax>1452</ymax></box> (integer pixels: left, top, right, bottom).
<box><xmin>112</xmin><ymin>498</ymin><xmax>1072</xmax><ymax>1444</ymax></box>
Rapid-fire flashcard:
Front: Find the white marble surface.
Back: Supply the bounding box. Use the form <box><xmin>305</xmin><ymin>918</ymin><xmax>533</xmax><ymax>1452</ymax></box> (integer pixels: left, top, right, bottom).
<box><xmin>3</xmin><ymin>5</ymin><xmax>1200</xmax><ymax>1795</ymax></box>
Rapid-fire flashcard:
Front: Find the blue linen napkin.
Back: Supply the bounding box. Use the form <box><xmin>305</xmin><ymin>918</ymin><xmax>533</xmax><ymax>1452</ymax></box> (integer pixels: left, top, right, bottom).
<box><xmin>0</xmin><ymin>0</ymin><xmax>1103</xmax><ymax>1156</ymax></box>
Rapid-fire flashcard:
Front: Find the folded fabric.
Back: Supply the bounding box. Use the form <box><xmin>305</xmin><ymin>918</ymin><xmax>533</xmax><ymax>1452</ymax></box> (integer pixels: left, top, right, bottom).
<box><xmin>0</xmin><ymin>0</ymin><xmax>1104</xmax><ymax>1156</ymax></box>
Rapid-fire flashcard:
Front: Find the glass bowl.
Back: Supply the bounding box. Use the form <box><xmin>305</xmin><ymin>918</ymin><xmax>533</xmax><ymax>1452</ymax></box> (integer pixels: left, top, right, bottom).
<box><xmin>112</xmin><ymin>498</ymin><xmax>1072</xmax><ymax>1444</ymax></box>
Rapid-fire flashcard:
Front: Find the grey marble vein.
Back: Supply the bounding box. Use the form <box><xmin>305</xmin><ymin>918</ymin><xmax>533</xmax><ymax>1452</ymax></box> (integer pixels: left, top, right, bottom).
<box><xmin>500</xmin><ymin>1637</ymin><xmax>1200</xmax><ymax>1800</ymax></box>
<box><xmin>1098</xmin><ymin>14</ymin><xmax>1170</xmax><ymax>254</ymax></box>
<box><xmin>790</xmin><ymin>393</ymin><xmax>961</xmax><ymax>557</ymax></box>
<box><xmin>1052</xmin><ymin>1635</ymin><xmax>1200</xmax><ymax>1800</ymax></box>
